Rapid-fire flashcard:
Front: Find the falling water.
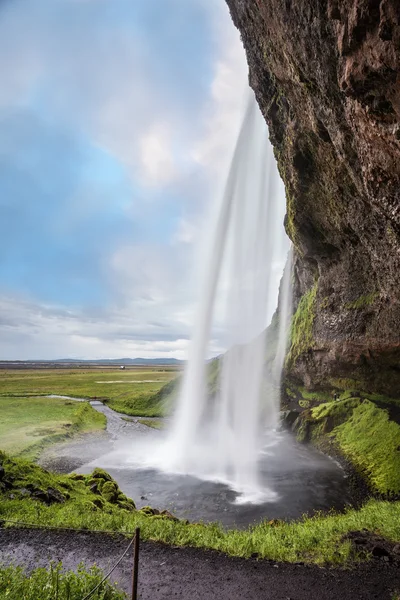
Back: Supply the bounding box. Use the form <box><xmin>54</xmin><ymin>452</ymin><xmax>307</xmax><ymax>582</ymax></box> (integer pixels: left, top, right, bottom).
<box><xmin>162</xmin><ymin>92</ymin><xmax>291</xmax><ymax>500</ymax></box>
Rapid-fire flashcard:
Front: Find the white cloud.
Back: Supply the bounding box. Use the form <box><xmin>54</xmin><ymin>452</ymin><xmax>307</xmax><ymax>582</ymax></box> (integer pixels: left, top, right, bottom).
<box><xmin>139</xmin><ymin>124</ymin><xmax>176</xmax><ymax>187</ymax></box>
<box><xmin>0</xmin><ymin>0</ymin><xmax>259</xmax><ymax>360</ymax></box>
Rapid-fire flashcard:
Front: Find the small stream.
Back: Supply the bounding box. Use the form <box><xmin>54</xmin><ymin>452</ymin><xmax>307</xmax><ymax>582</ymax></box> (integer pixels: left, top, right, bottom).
<box><xmin>44</xmin><ymin>397</ymin><xmax>352</xmax><ymax>527</ymax></box>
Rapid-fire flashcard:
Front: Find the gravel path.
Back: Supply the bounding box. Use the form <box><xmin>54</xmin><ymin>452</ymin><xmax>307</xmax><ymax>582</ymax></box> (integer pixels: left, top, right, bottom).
<box><xmin>1</xmin><ymin>528</ymin><xmax>400</xmax><ymax>599</ymax></box>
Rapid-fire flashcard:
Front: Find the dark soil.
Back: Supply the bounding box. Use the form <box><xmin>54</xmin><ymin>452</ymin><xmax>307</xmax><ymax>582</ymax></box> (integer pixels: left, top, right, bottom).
<box><xmin>1</xmin><ymin>528</ymin><xmax>400</xmax><ymax>599</ymax></box>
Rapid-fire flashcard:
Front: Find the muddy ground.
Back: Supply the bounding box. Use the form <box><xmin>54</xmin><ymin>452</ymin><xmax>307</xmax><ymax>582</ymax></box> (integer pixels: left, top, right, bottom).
<box><xmin>1</xmin><ymin>528</ymin><xmax>399</xmax><ymax>599</ymax></box>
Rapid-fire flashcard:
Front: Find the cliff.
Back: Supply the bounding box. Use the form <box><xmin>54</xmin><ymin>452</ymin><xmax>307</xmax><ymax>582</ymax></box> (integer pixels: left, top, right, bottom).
<box><xmin>226</xmin><ymin>0</ymin><xmax>400</xmax><ymax>398</ymax></box>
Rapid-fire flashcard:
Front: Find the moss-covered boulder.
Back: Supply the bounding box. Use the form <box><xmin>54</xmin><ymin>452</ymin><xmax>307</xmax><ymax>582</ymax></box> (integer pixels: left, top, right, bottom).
<box><xmin>294</xmin><ymin>398</ymin><xmax>400</xmax><ymax>496</ymax></box>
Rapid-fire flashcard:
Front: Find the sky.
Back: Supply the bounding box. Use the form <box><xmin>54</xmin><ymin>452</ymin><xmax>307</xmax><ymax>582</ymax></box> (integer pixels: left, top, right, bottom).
<box><xmin>0</xmin><ymin>0</ymin><xmax>285</xmax><ymax>361</ymax></box>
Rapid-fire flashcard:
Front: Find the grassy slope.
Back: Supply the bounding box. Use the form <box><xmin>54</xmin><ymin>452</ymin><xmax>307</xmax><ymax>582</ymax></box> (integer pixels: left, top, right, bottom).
<box><xmin>0</xmin><ymin>397</ymin><xmax>105</xmax><ymax>459</ymax></box>
<box><xmin>0</xmin><ymin>368</ymin><xmax>179</xmax><ymax>417</ymax></box>
<box><xmin>2</xmin><ymin>452</ymin><xmax>400</xmax><ymax>565</ymax></box>
<box><xmin>296</xmin><ymin>398</ymin><xmax>400</xmax><ymax>495</ymax></box>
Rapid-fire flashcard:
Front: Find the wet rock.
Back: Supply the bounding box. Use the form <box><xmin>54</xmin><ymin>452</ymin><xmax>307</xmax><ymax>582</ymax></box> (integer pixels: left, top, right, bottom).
<box><xmin>393</xmin><ymin>544</ymin><xmax>400</xmax><ymax>555</ymax></box>
<box><xmin>89</xmin><ymin>483</ymin><xmax>99</xmax><ymax>495</ymax></box>
<box><xmin>280</xmin><ymin>410</ymin><xmax>299</xmax><ymax>430</ymax></box>
<box><xmin>160</xmin><ymin>510</ymin><xmax>178</xmax><ymax>521</ymax></box>
<box><xmin>225</xmin><ymin>0</ymin><xmax>400</xmax><ymax>398</ymax></box>
<box><xmin>372</xmin><ymin>546</ymin><xmax>390</xmax><ymax>559</ymax></box>
<box><xmin>31</xmin><ymin>487</ymin><xmax>65</xmax><ymax>505</ymax></box>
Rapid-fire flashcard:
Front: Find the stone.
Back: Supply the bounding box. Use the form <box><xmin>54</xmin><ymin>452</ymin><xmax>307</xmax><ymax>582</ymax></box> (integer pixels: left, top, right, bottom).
<box><xmin>372</xmin><ymin>545</ymin><xmax>390</xmax><ymax>558</ymax></box>
<box><xmin>225</xmin><ymin>0</ymin><xmax>400</xmax><ymax>399</ymax></box>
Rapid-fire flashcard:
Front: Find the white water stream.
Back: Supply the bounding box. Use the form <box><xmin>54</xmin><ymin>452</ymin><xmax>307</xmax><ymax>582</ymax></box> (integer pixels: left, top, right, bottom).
<box><xmin>150</xmin><ymin>92</ymin><xmax>291</xmax><ymax>502</ymax></box>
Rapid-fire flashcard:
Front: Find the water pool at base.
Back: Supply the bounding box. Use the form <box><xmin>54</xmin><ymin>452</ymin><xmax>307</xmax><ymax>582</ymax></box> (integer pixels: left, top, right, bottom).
<box><xmin>67</xmin><ymin>404</ymin><xmax>352</xmax><ymax>528</ymax></box>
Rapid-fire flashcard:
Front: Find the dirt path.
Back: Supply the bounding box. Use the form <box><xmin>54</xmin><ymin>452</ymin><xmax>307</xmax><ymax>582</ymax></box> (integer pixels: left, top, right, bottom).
<box><xmin>1</xmin><ymin>528</ymin><xmax>399</xmax><ymax>599</ymax></box>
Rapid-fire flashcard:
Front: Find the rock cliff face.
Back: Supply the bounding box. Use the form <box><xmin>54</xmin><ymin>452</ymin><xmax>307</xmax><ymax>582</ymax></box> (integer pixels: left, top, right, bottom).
<box><xmin>226</xmin><ymin>0</ymin><xmax>400</xmax><ymax>397</ymax></box>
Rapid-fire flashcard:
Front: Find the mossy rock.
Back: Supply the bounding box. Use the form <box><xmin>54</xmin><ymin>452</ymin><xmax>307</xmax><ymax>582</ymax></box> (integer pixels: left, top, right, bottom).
<box><xmin>140</xmin><ymin>506</ymin><xmax>160</xmax><ymax>516</ymax></box>
<box><xmin>92</xmin><ymin>497</ymin><xmax>105</xmax><ymax>509</ymax></box>
<box><xmin>101</xmin><ymin>481</ymin><xmax>118</xmax><ymax>503</ymax></box>
<box><xmin>119</xmin><ymin>500</ymin><xmax>135</xmax><ymax>512</ymax></box>
<box><xmin>91</xmin><ymin>468</ymin><xmax>113</xmax><ymax>482</ymax></box>
<box><xmin>69</xmin><ymin>473</ymin><xmax>86</xmax><ymax>481</ymax></box>
<box><xmin>294</xmin><ymin>397</ymin><xmax>400</xmax><ymax>495</ymax></box>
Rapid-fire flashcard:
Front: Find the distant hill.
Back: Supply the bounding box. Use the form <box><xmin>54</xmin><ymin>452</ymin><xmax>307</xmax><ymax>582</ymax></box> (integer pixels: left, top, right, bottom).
<box><xmin>53</xmin><ymin>357</ymin><xmax>184</xmax><ymax>366</ymax></box>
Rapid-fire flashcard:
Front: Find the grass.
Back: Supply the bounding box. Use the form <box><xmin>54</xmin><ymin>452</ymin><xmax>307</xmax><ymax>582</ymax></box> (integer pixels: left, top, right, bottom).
<box><xmin>2</xmin><ymin>491</ymin><xmax>400</xmax><ymax>565</ymax></box>
<box><xmin>344</xmin><ymin>292</ymin><xmax>378</xmax><ymax>310</ymax></box>
<box><xmin>0</xmin><ymin>563</ymin><xmax>127</xmax><ymax>599</ymax></box>
<box><xmin>2</xmin><ymin>451</ymin><xmax>400</xmax><ymax>565</ymax></box>
<box><xmin>0</xmin><ymin>396</ymin><xmax>105</xmax><ymax>459</ymax></box>
<box><xmin>0</xmin><ymin>368</ymin><xmax>180</xmax><ymax>418</ymax></box>
<box><xmin>296</xmin><ymin>398</ymin><xmax>400</xmax><ymax>495</ymax></box>
<box><xmin>137</xmin><ymin>418</ymin><xmax>165</xmax><ymax>430</ymax></box>
<box><xmin>286</xmin><ymin>284</ymin><xmax>317</xmax><ymax>366</ymax></box>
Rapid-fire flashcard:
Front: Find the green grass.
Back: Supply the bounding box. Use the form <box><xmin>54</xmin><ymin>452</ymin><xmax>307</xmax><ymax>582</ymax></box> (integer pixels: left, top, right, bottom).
<box><xmin>296</xmin><ymin>398</ymin><xmax>400</xmax><ymax>495</ymax></box>
<box><xmin>137</xmin><ymin>418</ymin><xmax>165</xmax><ymax>430</ymax></box>
<box><xmin>2</xmin><ymin>492</ymin><xmax>400</xmax><ymax>565</ymax></box>
<box><xmin>2</xmin><ymin>452</ymin><xmax>400</xmax><ymax>565</ymax></box>
<box><xmin>104</xmin><ymin>376</ymin><xmax>180</xmax><ymax>417</ymax></box>
<box><xmin>344</xmin><ymin>292</ymin><xmax>378</xmax><ymax>310</ymax></box>
<box><xmin>0</xmin><ymin>396</ymin><xmax>105</xmax><ymax>458</ymax></box>
<box><xmin>286</xmin><ymin>284</ymin><xmax>317</xmax><ymax>366</ymax></box>
<box><xmin>0</xmin><ymin>563</ymin><xmax>127</xmax><ymax>599</ymax></box>
<box><xmin>334</xmin><ymin>401</ymin><xmax>400</xmax><ymax>494</ymax></box>
<box><xmin>0</xmin><ymin>368</ymin><xmax>180</xmax><ymax>418</ymax></box>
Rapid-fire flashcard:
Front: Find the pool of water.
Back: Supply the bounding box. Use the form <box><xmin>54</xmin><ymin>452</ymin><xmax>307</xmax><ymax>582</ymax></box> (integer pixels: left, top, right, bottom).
<box><xmin>71</xmin><ymin>403</ymin><xmax>352</xmax><ymax>528</ymax></box>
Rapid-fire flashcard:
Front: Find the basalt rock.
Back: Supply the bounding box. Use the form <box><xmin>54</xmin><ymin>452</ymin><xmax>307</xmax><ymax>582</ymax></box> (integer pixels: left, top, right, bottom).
<box><xmin>226</xmin><ymin>0</ymin><xmax>400</xmax><ymax>398</ymax></box>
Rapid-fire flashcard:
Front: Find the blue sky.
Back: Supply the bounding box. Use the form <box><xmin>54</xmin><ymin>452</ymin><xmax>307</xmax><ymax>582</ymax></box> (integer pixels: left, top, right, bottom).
<box><xmin>0</xmin><ymin>0</ymin><xmax>252</xmax><ymax>359</ymax></box>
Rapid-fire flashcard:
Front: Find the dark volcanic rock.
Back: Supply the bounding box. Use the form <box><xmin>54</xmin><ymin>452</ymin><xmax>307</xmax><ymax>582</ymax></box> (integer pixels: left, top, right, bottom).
<box><xmin>225</xmin><ymin>0</ymin><xmax>400</xmax><ymax>397</ymax></box>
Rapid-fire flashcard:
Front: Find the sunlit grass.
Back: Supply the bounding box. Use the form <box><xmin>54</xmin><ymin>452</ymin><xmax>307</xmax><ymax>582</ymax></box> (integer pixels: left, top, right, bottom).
<box><xmin>0</xmin><ymin>563</ymin><xmax>127</xmax><ymax>600</ymax></box>
<box><xmin>0</xmin><ymin>368</ymin><xmax>179</xmax><ymax>417</ymax></box>
<box><xmin>0</xmin><ymin>396</ymin><xmax>106</xmax><ymax>458</ymax></box>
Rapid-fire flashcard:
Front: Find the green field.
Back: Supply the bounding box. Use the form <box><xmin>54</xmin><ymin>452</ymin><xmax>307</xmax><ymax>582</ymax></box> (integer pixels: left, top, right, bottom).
<box><xmin>0</xmin><ymin>395</ymin><xmax>106</xmax><ymax>458</ymax></box>
<box><xmin>0</xmin><ymin>367</ymin><xmax>180</xmax><ymax>457</ymax></box>
<box><xmin>0</xmin><ymin>367</ymin><xmax>180</xmax><ymax>417</ymax></box>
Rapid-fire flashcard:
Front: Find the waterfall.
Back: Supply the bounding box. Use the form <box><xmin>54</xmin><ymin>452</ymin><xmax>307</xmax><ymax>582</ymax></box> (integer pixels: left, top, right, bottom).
<box><xmin>162</xmin><ymin>91</ymin><xmax>291</xmax><ymax>500</ymax></box>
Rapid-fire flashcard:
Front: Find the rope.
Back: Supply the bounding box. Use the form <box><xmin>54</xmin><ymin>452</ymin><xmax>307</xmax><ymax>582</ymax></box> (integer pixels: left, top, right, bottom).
<box><xmin>80</xmin><ymin>535</ymin><xmax>135</xmax><ymax>600</ymax></box>
<box><xmin>0</xmin><ymin>517</ymin><xmax>139</xmax><ymax>600</ymax></box>
<box><xmin>0</xmin><ymin>517</ymin><xmax>134</xmax><ymax>536</ymax></box>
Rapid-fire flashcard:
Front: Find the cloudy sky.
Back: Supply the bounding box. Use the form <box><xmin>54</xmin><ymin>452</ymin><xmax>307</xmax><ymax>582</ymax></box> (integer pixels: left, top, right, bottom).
<box><xmin>0</xmin><ymin>0</ymin><xmax>286</xmax><ymax>361</ymax></box>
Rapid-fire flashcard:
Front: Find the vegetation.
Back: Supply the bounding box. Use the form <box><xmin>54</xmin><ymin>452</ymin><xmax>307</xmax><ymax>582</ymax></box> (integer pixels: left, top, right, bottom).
<box><xmin>0</xmin><ymin>396</ymin><xmax>105</xmax><ymax>459</ymax></box>
<box><xmin>105</xmin><ymin>376</ymin><xmax>180</xmax><ymax>417</ymax></box>
<box><xmin>0</xmin><ymin>368</ymin><xmax>179</xmax><ymax>418</ymax></box>
<box><xmin>286</xmin><ymin>284</ymin><xmax>317</xmax><ymax>366</ymax></box>
<box><xmin>137</xmin><ymin>418</ymin><xmax>165</xmax><ymax>430</ymax></box>
<box><xmin>344</xmin><ymin>292</ymin><xmax>378</xmax><ymax>310</ymax></box>
<box><xmin>295</xmin><ymin>398</ymin><xmax>400</xmax><ymax>495</ymax></box>
<box><xmin>2</xmin><ymin>449</ymin><xmax>400</xmax><ymax>565</ymax></box>
<box><xmin>2</xmin><ymin>486</ymin><xmax>400</xmax><ymax>565</ymax></box>
<box><xmin>0</xmin><ymin>563</ymin><xmax>127</xmax><ymax>600</ymax></box>
<box><xmin>0</xmin><ymin>452</ymin><xmax>136</xmax><ymax>512</ymax></box>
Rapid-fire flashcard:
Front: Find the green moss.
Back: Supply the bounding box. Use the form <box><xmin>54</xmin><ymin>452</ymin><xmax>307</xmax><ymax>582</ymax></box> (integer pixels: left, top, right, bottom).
<box><xmin>296</xmin><ymin>399</ymin><xmax>400</xmax><ymax>495</ymax></box>
<box><xmin>344</xmin><ymin>293</ymin><xmax>378</xmax><ymax>310</ymax></box>
<box><xmin>298</xmin><ymin>400</ymin><xmax>310</xmax><ymax>408</ymax></box>
<box><xmin>286</xmin><ymin>284</ymin><xmax>317</xmax><ymax>366</ymax></box>
<box><xmin>334</xmin><ymin>401</ymin><xmax>400</xmax><ymax>494</ymax></box>
<box><xmin>137</xmin><ymin>418</ymin><xmax>165</xmax><ymax>430</ymax></box>
<box><xmin>328</xmin><ymin>378</ymin><xmax>364</xmax><ymax>393</ymax></box>
<box><xmin>0</xmin><ymin>451</ymin><xmax>135</xmax><ymax>511</ymax></box>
